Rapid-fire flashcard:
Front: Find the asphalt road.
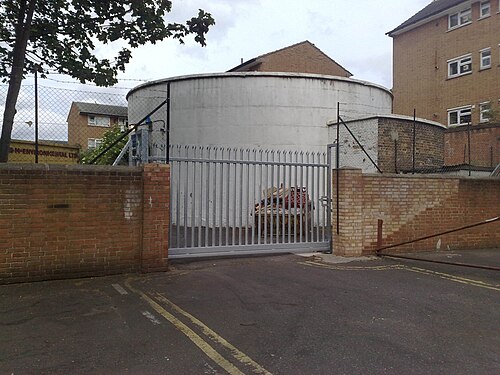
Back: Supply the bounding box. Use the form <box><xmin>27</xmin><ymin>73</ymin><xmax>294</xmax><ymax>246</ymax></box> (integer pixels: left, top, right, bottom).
<box><xmin>1</xmin><ymin>252</ymin><xmax>499</xmax><ymax>374</ymax></box>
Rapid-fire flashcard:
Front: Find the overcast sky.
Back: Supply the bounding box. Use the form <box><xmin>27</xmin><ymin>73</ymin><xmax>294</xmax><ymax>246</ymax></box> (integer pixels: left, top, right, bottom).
<box><xmin>108</xmin><ymin>0</ymin><xmax>431</xmax><ymax>91</ymax></box>
<box><xmin>2</xmin><ymin>0</ymin><xmax>434</xmax><ymax>141</ymax></box>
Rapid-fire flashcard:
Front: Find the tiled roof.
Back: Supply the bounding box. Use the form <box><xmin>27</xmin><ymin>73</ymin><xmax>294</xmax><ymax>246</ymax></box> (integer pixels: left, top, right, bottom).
<box><xmin>387</xmin><ymin>0</ymin><xmax>468</xmax><ymax>36</ymax></box>
<box><xmin>74</xmin><ymin>102</ymin><xmax>128</xmax><ymax>117</ymax></box>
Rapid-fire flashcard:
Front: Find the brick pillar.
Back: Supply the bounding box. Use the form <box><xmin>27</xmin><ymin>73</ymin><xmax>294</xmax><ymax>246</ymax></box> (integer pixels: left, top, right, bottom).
<box><xmin>142</xmin><ymin>164</ymin><xmax>170</xmax><ymax>272</ymax></box>
<box><xmin>332</xmin><ymin>168</ymin><xmax>364</xmax><ymax>256</ymax></box>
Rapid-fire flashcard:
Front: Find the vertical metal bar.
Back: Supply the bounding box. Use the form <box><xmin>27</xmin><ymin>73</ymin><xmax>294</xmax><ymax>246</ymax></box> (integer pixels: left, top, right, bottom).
<box><xmin>281</xmin><ymin>151</ymin><xmax>287</xmax><ymax>244</ymax></box>
<box><xmin>238</xmin><ymin>149</ymin><xmax>245</xmax><ymax>245</ymax></box>
<box><xmin>219</xmin><ymin>148</ymin><xmax>224</xmax><ymax>246</ymax></box>
<box><xmin>304</xmin><ymin>152</ymin><xmax>309</xmax><ymax>243</ymax></box>
<box><xmin>310</xmin><ymin>152</ymin><xmax>316</xmax><ymax>242</ymax></box>
<box><xmin>166</xmin><ymin>82</ymin><xmax>171</xmax><ymax>164</ymax></box>
<box><xmin>336</xmin><ymin>103</ymin><xmax>340</xmax><ymax>236</ymax></box>
<box><xmin>276</xmin><ymin>151</ymin><xmax>281</xmax><ymax>243</ymax></box>
<box><xmin>316</xmin><ymin>152</ymin><xmax>321</xmax><ymax>241</ymax></box>
<box><xmin>233</xmin><ymin>149</ymin><xmax>238</xmax><ymax>245</ymax></box>
<box><xmin>321</xmin><ymin>152</ymin><xmax>326</xmax><ymax>241</ymax></box>
<box><xmin>205</xmin><ymin>147</ymin><xmax>210</xmax><ymax>247</ymax></box>
<box><xmin>270</xmin><ymin>151</ymin><xmax>275</xmax><ymax>243</ymax></box>
<box><xmin>412</xmin><ymin>108</ymin><xmax>416</xmax><ymax>174</ymax></box>
<box><xmin>183</xmin><ymin>146</ymin><xmax>189</xmax><ymax>248</ymax></box>
<box><xmin>299</xmin><ymin>151</ymin><xmax>304</xmax><ymax>242</ymax></box>
<box><xmin>226</xmin><ymin>149</ymin><xmax>231</xmax><ymax>246</ymax></box>
<box><xmin>252</xmin><ymin>149</ymin><xmax>257</xmax><ymax>245</ymax></box>
<box><xmin>287</xmin><ymin>151</ymin><xmax>292</xmax><ymax>244</ymax></box>
<box><xmin>198</xmin><ymin>147</ymin><xmax>203</xmax><ymax>247</ymax></box>
<box><xmin>468</xmin><ymin>121</ymin><xmax>471</xmax><ymax>177</ymax></box>
<box><xmin>34</xmin><ymin>68</ymin><xmax>39</xmax><ymax>164</ymax></box>
<box><xmin>246</xmin><ymin>149</ymin><xmax>250</xmax><ymax>245</ymax></box>
<box><xmin>191</xmin><ymin>147</ymin><xmax>197</xmax><ymax>248</ymax></box>
<box><xmin>212</xmin><ymin>147</ymin><xmax>217</xmax><ymax>247</ymax></box>
<box><xmin>176</xmin><ymin>147</ymin><xmax>181</xmax><ymax>248</ymax></box>
<box><xmin>257</xmin><ymin>150</ymin><xmax>263</xmax><ymax>245</ymax></box>
<box><xmin>293</xmin><ymin>151</ymin><xmax>300</xmax><ymax>243</ymax></box>
<box><xmin>263</xmin><ymin>150</ymin><xmax>269</xmax><ymax>245</ymax></box>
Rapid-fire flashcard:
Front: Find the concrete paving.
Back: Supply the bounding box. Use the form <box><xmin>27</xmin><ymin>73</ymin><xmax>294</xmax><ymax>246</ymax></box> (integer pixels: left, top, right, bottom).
<box><xmin>1</xmin><ymin>250</ymin><xmax>499</xmax><ymax>374</ymax></box>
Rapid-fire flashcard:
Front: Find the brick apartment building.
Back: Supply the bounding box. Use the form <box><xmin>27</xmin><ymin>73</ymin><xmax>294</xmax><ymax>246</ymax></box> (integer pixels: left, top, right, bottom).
<box><xmin>228</xmin><ymin>40</ymin><xmax>352</xmax><ymax>77</ymax></box>
<box><xmin>67</xmin><ymin>102</ymin><xmax>128</xmax><ymax>151</ymax></box>
<box><xmin>388</xmin><ymin>0</ymin><xmax>499</xmax><ymax>169</ymax></box>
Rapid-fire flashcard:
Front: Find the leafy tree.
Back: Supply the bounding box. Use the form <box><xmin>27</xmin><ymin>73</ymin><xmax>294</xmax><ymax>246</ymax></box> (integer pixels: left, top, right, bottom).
<box><xmin>79</xmin><ymin>125</ymin><xmax>127</xmax><ymax>165</ymax></box>
<box><xmin>0</xmin><ymin>0</ymin><xmax>214</xmax><ymax>162</ymax></box>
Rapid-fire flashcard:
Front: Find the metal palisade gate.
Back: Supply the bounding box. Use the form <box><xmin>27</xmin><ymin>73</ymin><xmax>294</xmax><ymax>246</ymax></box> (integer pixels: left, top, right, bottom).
<box><xmin>169</xmin><ymin>145</ymin><xmax>332</xmax><ymax>258</ymax></box>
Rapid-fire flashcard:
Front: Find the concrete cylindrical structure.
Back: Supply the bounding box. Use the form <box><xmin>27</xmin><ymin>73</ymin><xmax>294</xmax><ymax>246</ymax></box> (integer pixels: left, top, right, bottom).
<box><xmin>127</xmin><ymin>72</ymin><xmax>393</xmax><ymax>153</ymax></box>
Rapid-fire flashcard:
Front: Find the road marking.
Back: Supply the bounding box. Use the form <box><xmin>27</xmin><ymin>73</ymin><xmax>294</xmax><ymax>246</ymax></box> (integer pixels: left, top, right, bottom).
<box><xmin>125</xmin><ymin>280</ymin><xmax>247</xmax><ymax>375</ymax></box>
<box><xmin>301</xmin><ymin>261</ymin><xmax>500</xmax><ymax>292</ymax></box>
<box><xmin>112</xmin><ymin>283</ymin><xmax>129</xmax><ymax>295</ymax></box>
<box><xmin>152</xmin><ymin>292</ymin><xmax>273</xmax><ymax>375</ymax></box>
<box><xmin>141</xmin><ymin>311</ymin><xmax>161</xmax><ymax>325</ymax></box>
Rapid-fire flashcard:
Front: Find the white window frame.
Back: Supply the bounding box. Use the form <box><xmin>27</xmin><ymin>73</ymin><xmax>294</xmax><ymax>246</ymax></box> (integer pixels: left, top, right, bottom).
<box><xmin>479</xmin><ymin>1</ymin><xmax>491</xmax><ymax>18</ymax></box>
<box><xmin>479</xmin><ymin>102</ymin><xmax>491</xmax><ymax>122</ymax></box>
<box><xmin>480</xmin><ymin>48</ymin><xmax>491</xmax><ymax>69</ymax></box>
<box><xmin>88</xmin><ymin>115</ymin><xmax>111</xmax><ymax>127</ymax></box>
<box><xmin>88</xmin><ymin>138</ymin><xmax>103</xmax><ymax>149</ymax></box>
<box><xmin>448</xmin><ymin>106</ymin><xmax>472</xmax><ymax>126</ymax></box>
<box><xmin>447</xmin><ymin>54</ymin><xmax>472</xmax><ymax>78</ymax></box>
<box><xmin>448</xmin><ymin>8</ymin><xmax>472</xmax><ymax>29</ymax></box>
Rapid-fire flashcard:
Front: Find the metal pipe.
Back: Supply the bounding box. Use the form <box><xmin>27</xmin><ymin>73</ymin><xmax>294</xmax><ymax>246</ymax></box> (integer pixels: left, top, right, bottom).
<box><xmin>468</xmin><ymin>121</ymin><xmax>471</xmax><ymax>177</ymax></box>
<box><xmin>34</xmin><ymin>67</ymin><xmax>39</xmax><ymax>164</ymax></box>
<box><xmin>339</xmin><ymin>116</ymin><xmax>382</xmax><ymax>174</ymax></box>
<box><xmin>336</xmin><ymin>102</ymin><xmax>340</xmax><ymax>235</ymax></box>
<box><xmin>89</xmin><ymin>98</ymin><xmax>168</xmax><ymax>164</ymax></box>
<box><xmin>412</xmin><ymin>109</ymin><xmax>416</xmax><ymax>174</ymax></box>
<box><xmin>377</xmin><ymin>216</ymin><xmax>499</xmax><ymax>254</ymax></box>
<box><xmin>380</xmin><ymin>253</ymin><xmax>500</xmax><ymax>272</ymax></box>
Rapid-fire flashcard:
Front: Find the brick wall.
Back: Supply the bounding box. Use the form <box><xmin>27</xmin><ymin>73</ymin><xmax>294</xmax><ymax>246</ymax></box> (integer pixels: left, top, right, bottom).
<box><xmin>378</xmin><ymin>118</ymin><xmax>444</xmax><ymax>173</ymax></box>
<box><xmin>332</xmin><ymin>169</ymin><xmax>500</xmax><ymax>256</ymax></box>
<box><xmin>0</xmin><ymin>163</ymin><xmax>170</xmax><ymax>284</ymax></box>
<box><xmin>392</xmin><ymin>1</ymin><xmax>500</xmax><ymax>125</ymax></box>
<box><xmin>444</xmin><ymin>123</ymin><xmax>500</xmax><ymax>168</ymax></box>
<box><xmin>243</xmin><ymin>41</ymin><xmax>351</xmax><ymax>77</ymax></box>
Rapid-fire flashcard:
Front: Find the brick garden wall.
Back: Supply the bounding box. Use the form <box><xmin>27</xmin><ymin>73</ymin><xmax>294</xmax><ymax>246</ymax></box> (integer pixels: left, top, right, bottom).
<box><xmin>444</xmin><ymin>123</ymin><xmax>500</xmax><ymax>168</ymax></box>
<box><xmin>332</xmin><ymin>168</ymin><xmax>500</xmax><ymax>256</ymax></box>
<box><xmin>0</xmin><ymin>163</ymin><xmax>170</xmax><ymax>284</ymax></box>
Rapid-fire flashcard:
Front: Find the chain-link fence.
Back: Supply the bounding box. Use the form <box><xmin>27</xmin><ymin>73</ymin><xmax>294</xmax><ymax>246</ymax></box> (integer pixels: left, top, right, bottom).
<box><xmin>0</xmin><ymin>79</ymin><xmax>129</xmax><ymax>164</ymax></box>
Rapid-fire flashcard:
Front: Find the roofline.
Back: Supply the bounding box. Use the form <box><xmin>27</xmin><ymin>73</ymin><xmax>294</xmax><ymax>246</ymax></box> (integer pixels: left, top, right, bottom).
<box><xmin>126</xmin><ymin>72</ymin><xmax>392</xmax><ymax>99</ymax></box>
<box><xmin>387</xmin><ymin>0</ymin><xmax>472</xmax><ymax>37</ymax></box>
<box><xmin>226</xmin><ymin>40</ymin><xmax>353</xmax><ymax>76</ymax></box>
<box><xmin>327</xmin><ymin>114</ymin><xmax>446</xmax><ymax>128</ymax></box>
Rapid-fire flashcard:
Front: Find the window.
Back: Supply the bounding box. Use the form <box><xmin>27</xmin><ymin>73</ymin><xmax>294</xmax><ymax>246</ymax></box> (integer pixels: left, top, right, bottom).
<box><xmin>88</xmin><ymin>138</ymin><xmax>103</xmax><ymax>149</ymax></box>
<box><xmin>480</xmin><ymin>48</ymin><xmax>491</xmax><ymax>69</ymax></box>
<box><xmin>448</xmin><ymin>54</ymin><xmax>472</xmax><ymax>78</ymax></box>
<box><xmin>448</xmin><ymin>8</ymin><xmax>472</xmax><ymax>29</ymax></box>
<box><xmin>480</xmin><ymin>102</ymin><xmax>491</xmax><ymax>122</ymax></box>
<box><xmin>480</xmin><ymin>1</ymin><xmax>491</xmax><ymax>18</ymax></box>
<box><xmin>448</xmin><ymin>106</ymin><xmax>472</xmax><ymax>126</ymax></box>
<box><xmin>117</xmin><ymin>118</ymin><xmax>128</xmax><ymax>131</ymax></box>
<box><xmin>88</xmin><ymin>115</ymin><xmax>110</xmax><ymax>127</ymax></box>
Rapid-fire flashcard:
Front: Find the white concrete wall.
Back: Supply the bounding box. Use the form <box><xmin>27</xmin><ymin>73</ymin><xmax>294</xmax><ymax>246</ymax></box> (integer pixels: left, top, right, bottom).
<box><xmin>328</xmin><ymin>118</ymin><xmax>380</xmax><ymax>173</ymax></box>
<box><xmin>127</xmin><ymin>72</ymin><xmax>392</xmax><ymax>154</ymax></box>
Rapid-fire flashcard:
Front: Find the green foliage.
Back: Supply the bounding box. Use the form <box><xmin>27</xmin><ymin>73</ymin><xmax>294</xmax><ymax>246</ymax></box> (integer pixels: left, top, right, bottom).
<box><xmin>0</xmin><ymin>0</ymin><xmax>215</xmax><ymax>85</ymax></box>
<box><xmin>79</xmin><ymin>126</ymin><xmax>128</xmax><ymax>165</ymax></box>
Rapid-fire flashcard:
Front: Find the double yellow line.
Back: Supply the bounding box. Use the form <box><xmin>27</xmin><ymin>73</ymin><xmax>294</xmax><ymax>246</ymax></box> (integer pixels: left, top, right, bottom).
<box><xmin>300</xmin><ymin>260</ymin><xmax>500</xmax><ymax>291</ymax></box>
<box><xmin>125</xmin><ymin>280</ymin><xmax>272</xmax><ymax>375</ymax></box>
